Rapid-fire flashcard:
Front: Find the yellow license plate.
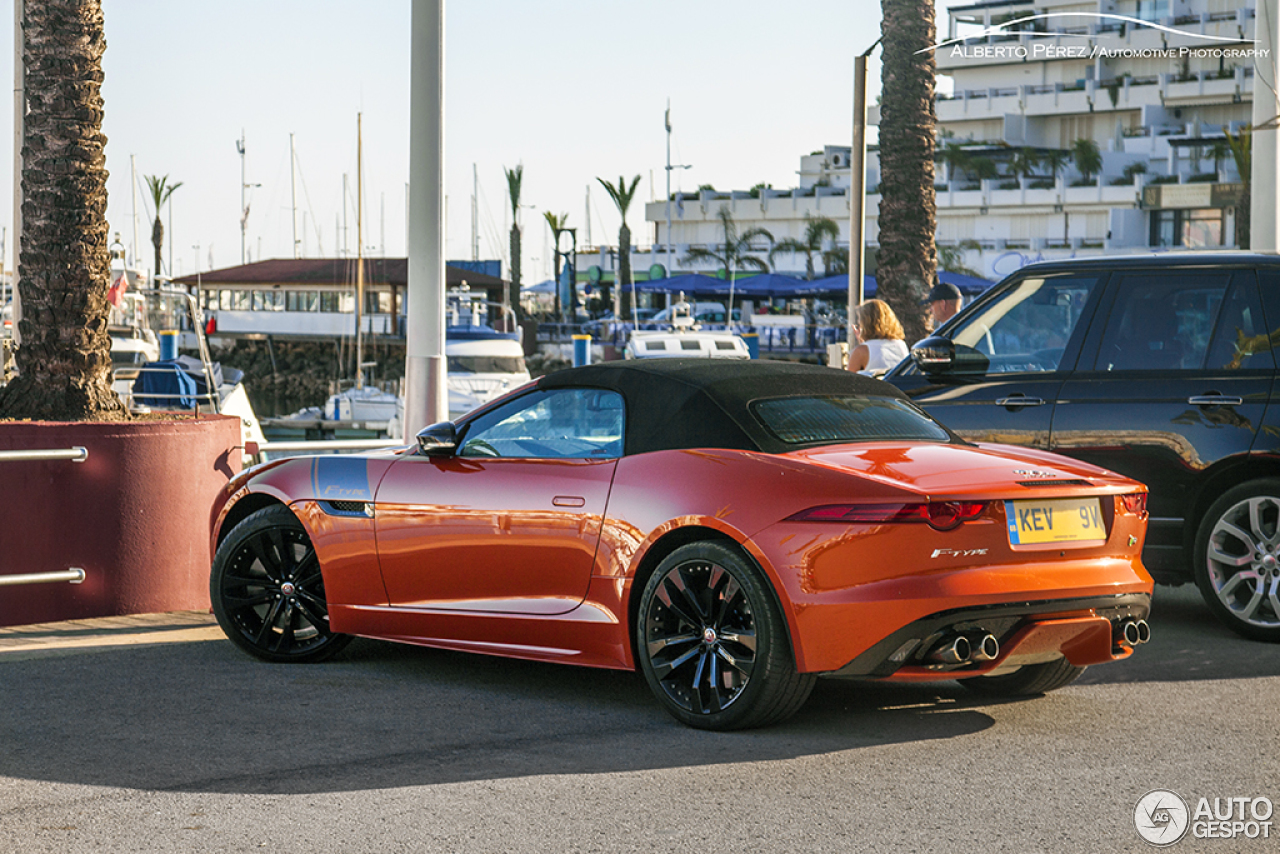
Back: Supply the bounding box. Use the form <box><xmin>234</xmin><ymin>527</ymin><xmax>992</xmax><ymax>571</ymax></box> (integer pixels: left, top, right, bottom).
<box><xmin>1005</xmin><ymin>497</ymin><xmax>1105</xmax><ymax>546</ymax></box>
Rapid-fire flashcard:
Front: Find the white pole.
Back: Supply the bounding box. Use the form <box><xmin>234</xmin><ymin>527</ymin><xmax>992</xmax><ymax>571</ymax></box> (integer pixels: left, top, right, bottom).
<box><xmin>849</xmin><ymin>40</ymin><xmax>879</xmax><ymax>350</ymax></box>
<box><xmin>10</xmin><ymin>0</ymin><xmax>22</xmax><ymax>345</ymax></box>
<box><xmin>1251</xmin><ymin>2</ymin><xmax>1280</xmax><ymax>251</ymax></box>
<box><xmin>404</xmin><ymin>0</ymin><xmax>448</xmax><ymax>434</ymax></box>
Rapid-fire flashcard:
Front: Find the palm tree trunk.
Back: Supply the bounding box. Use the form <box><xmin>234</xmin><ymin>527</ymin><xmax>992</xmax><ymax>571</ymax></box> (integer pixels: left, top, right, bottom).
<box><xmin>0</xmin><ymin>0</ymin><xmax>126</xmax><ymax>420</ymax></box>
<box><xmin>152</xmin><ymin>216</ymin><xmax>164</xmax><ymax>280</ymax></box>
<box><xmin>509</xmin><ymin>224</ymin><xmax>522</xmax><ymax>320</ymax></box>
<box><xmin>876</xmin><ymin>0</ymin><xmax>937</xmax><ymax>343</ymax></box>
<box><xmin>618</xmin><ymin>223</ymin><xmax>632</xmax><ymax>319</ymax></box>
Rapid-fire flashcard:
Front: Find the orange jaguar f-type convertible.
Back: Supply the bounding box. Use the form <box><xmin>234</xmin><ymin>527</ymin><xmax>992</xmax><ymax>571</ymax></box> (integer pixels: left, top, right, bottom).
<box><xmin>210</xmin><ymin>360</ymin><xmax>1152</xmax><ymax>729</ymax></box>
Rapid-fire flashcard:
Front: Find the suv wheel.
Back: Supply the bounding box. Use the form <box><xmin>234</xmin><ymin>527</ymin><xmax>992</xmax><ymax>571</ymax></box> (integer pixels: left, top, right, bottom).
<box><xmin>1194</xmin><ymin>479</ymin><xmax>1280</xmax><ymax>642</ymax></box>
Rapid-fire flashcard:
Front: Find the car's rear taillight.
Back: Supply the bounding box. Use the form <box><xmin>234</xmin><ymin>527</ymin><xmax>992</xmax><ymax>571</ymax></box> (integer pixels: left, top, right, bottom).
<box><xmin>788</xmin><ymin>501</ymin><xmax>987</xmax><ymax>531</ymax></box>
<box><xmin>1118</xmin><ymin>492</ymin><xmax>1148</xmax><ymax>518</ymax></box>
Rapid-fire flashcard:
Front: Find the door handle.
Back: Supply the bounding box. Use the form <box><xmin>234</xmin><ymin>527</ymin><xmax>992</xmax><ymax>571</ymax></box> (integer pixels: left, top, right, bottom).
<box><xmin>552</xmin><ymin>495</ymin><xmax>586</xmax><ymax>507</ymax></box>
<box><xmin>995</xmin><ymin>396</ymin><xmax>1046</xmax><ymax>408</ymax></box>
<box><xmin>1188</xmin><ymin>395</ymin><xmax>1243</xmax><ymax>406</ymax></box>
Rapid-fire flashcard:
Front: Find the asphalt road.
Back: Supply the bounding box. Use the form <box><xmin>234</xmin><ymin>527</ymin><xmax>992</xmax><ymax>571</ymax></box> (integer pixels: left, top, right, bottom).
<box><xmin>2</xmin><ymin>583</ymin><xmax>1277</xmax><ymax>854</ymax></box>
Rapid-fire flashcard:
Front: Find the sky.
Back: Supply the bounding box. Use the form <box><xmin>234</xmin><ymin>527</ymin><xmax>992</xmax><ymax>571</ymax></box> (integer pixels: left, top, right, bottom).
<box><xmin>0</xmin><ymin>0</ymin><xmax>961</xmax><ymax>284</ymax></box>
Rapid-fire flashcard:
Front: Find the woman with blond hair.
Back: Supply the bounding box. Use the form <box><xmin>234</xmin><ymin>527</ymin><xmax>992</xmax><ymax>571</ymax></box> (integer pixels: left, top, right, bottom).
<box><xmin>846</xmin><ymin>299</ymin><xmax>909</xmax><ymax>374</ymax></box>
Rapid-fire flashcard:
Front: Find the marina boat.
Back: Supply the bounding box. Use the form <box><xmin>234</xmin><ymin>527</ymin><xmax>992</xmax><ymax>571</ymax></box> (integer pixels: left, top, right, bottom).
<box><xmin>625</xmin><ymin>293</ymin><xmax>750</xmax><ymax>360</ymax></box>
<box><xmin>114</xmin><ymin>286</ymin><xmax>265</xmax><ymax>449</ymax></box>
<box><xmin>445</xmin><ymin>286</ymin><xmax>530</xmax><ymax>418</ymax></box>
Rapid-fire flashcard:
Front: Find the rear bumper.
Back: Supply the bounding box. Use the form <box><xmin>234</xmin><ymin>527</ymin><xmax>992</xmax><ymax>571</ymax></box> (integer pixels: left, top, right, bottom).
<box><xmin>822</xmin><ymin>592</ymin><xmax>1151</xmax><ymax>680</ymax></box>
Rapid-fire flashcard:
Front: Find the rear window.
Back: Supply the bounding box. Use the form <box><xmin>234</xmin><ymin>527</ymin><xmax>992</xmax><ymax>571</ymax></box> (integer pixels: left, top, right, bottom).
<box><xmin>751</xmin><ymin>396</ymin><xmax>951</xmax><ymax>445</ymax></box>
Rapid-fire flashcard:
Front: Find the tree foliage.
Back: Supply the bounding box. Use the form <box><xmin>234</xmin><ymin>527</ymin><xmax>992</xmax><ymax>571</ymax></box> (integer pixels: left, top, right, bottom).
<box><xmin>144</xmin><ymin>174</ymin><xmax>181</xmax><ymax>279</ymax></box>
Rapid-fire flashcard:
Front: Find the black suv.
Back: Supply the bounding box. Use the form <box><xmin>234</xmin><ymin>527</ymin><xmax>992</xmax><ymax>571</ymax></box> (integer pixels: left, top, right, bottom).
<box><xmin>885</xmin><ymin>253</ymin><xmax>1280</xmax><ymax>641</ymax></box>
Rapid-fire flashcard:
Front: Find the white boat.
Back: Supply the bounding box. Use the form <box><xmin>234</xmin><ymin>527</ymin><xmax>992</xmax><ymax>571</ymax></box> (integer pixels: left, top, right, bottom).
<box><xmin>444</xmin><ymin>284</ymin><xmax>530</xmax><ymax>418</ymax></box>
<box><xmin>625</xmin><ymin>293</ymin><xmax>750</xmax><ymax>360</ymax></box>
<box><xmin>325</xmin><ymin>385</ymin><xmax>400</xmax><ymax>422</ymax></box>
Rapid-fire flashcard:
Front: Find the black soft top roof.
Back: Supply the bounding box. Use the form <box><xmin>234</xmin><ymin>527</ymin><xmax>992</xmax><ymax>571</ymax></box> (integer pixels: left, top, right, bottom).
<box><xmin>538</xmin><ymin>359</ymin><xmax>910</xmax><ymax>456</ymax></box>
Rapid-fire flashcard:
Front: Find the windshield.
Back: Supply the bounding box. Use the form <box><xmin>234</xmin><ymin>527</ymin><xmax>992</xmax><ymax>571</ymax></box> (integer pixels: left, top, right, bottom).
<box><xmin>751</xmin><ymin>396</ymin><xmax>950</xmax><ymax>445</ymax></box>
<box><xmin>447</xmin><ymin>355</ymin><xmax>527</xmax><ymax>374</ymax></box>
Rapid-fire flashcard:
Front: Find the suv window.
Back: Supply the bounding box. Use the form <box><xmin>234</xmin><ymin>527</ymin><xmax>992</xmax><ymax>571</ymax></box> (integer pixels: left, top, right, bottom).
<box><xmin>1205</xmin><ymin>272</ymin><xmax>1274</xmax><ymax>371</ymax></box>
<box><xmin>1094</xmin><ymin>273</ymin><xmax>1232</xmax><ymax>371</ymax></box>
<box><xmin>944</xmin><ymin>274</ymin><xmax>1101</xmax><ymax>374</ymax></box>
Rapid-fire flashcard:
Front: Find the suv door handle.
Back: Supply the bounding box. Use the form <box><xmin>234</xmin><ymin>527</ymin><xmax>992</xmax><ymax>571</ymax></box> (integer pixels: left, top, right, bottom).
<box><xmin>1188</xmin><ymin>394</ymin><xmax>1243</xmax><ymax>406</ymax></box>
<box><xmin>995</xmin><ymin>396</ymin><xmax>1046</xmax><ymax>409</ymax></box>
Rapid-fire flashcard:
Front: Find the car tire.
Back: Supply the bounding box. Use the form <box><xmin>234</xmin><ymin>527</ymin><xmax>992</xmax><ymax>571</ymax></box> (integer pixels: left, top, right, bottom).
<box><xmin>635</xmin><ymin>541</ymin><xmax>815</xmax><ymax>730</ymax></box>
<box><xmin>211</xmin><ymin>505</ymin><xmax>353</xmax><ymax>663</ymax></box>
<box><xmin>1194</xmin><ymin>479</ymin><xmax>1280</xmax><ymax>642</ymax></box>
<box><xmin>960</xmin><ymin>657</ymin><xmax>1085</xmax><ymax>697</ymax></box>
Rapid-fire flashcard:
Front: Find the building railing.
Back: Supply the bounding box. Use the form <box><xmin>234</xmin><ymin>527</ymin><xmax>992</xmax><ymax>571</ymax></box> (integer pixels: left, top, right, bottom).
<box><xmin>246</xmin><ymin>438</ymin><xmax>405</xmax><ymax>466</ymax></box>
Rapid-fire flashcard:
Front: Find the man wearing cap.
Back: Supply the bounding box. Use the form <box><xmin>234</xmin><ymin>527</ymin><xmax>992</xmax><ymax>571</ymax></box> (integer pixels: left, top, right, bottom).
<box><xmin>923</xmin><ymin>280</ymin><xmax>963</xmax><ymax>330</ymax></box>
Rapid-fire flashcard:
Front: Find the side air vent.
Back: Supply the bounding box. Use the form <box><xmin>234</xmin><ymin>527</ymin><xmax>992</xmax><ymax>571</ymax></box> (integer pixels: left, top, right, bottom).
<box><xmin>321</xmin><ymin>500</ymin><xmax>373</xmax><ymax>517</ymax></box>
<box><xmin>1017</xmin><ymin>479</ymin><xmax>1091</xmax><ymax>488</ymax></box>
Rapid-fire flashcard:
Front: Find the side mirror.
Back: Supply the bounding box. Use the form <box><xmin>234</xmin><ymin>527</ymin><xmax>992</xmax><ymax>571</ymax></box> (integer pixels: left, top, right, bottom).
<box><xmin>911</xmin><ymin>336</ymin><xmax>990</xmax><ymax>375</ymax></box>
<box><xmin>416</xmin><ymin>421</ymin><xmax>458</xmax><ymax>455</ymax></box>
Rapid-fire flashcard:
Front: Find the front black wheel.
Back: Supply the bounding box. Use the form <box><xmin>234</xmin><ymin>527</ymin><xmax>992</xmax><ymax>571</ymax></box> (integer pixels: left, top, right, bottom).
<box><xmin>636</xmin><ymin>541</ymin><xmax>815</xmax><ymax>730</ymax></box>
<box><xmin>211</xmin><ymin>505</ymin><xmax>352</xmax><ymax>663</ymax></box>
<box><xmin>1194</xmin><ymin>480</ymin><xmax>1280</xmax><ymax>642</ymax></box>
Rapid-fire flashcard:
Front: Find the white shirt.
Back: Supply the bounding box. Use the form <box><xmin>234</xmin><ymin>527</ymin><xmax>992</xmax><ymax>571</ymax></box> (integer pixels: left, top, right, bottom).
<box><xmin>861</xmin><ymin>338</ymin><xmax>909</xmax><ymax>374</ymax></box>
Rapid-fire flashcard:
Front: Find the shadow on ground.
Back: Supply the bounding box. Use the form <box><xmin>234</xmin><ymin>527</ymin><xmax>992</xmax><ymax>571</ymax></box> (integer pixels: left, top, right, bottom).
<box><xmin>1</xmin><ymin>637</ymin><xmax>991</xmax><ymax>796</ymax></box>
<box><xmin>1</xmin><ymin>582</ymin><xmax>1267</xmax><ymax>796</ymax></box>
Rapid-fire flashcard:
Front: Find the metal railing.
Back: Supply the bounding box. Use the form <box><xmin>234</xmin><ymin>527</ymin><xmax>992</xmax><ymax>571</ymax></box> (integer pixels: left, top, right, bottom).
<box><xmin>246</xmin><ymin>438</ymin><xmax>405</xmax><ymax>466</ymax></box>
<box><xmin>0</xmin><ymin>450</ymin><xmax>90</xmax><ymax>588</ymax></box>
<box><xmin>0</xmin><ymin>446</ymin><xmax>88</xmax><ymax>463</ymax></box>
<box><xmin>0</xmin><ymin>568</ymin><xmax>85</xmax><ymax>587</ymax></box>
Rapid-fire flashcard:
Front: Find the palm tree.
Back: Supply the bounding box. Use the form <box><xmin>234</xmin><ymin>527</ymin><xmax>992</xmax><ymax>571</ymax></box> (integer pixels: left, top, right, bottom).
<box><xmin>1225</xmin><ymin>125</ymin><xmax>1251</xmax><ymax>248</ymax></box>
<box><xmin>770</xmin><ymin>215</ymin><xmax>839</xmax><ymax>280</ymax></box>
<box><xmin>596</xmin><ymin>174</ymin><xmax>641</xmax><ymax>318</ymax></box>
<box><xmin>1071</xmin><ymin>138</ymin><xmax>1102</xmax><ymax>184</ymax></box>
<box><xmin>1009</xmin><ymin>147</ymin><xmax>1041</xmax><ymax>181</ymax></box>
<box><xmin>876</xmin><ymin>0</ymin><xmax>937</xmax><ymax>343</ymax></box>
<box><xmin>1045</xmin><ymin>147</ymin><xmax>1071</xmax><ymax>172</ymax></box>
<box><xmin>543</xmin><ymin>211</ymin><xmax>570</xmax><ymax>320</ymax></box>
<box><xmin>937</xmin><ymin>141</ymin><xmax>972</xmax><ymax>186</ymax></box>
<box><xmin>144</xmin><ymin>175</ymin><xmax>182</xmax><ymax>279</ymax></box>
<box><xmin>682</xmin><ymin>205</ymin><xmax>773</xmax><ymax>278</ymax></box>
<box><xmin>0</xmin><ymin>0</ymin><xmax>126</xmax><ymax>420</ymax></box>
<box><xmin>682</xmin><ymin>206</ymin><xmax>773</xmax><ymax>318</ymax></box>
<box><xmin>504</xmin><ymin>164</ymin><xmax>523</xmax><ymax>319</ymax></box>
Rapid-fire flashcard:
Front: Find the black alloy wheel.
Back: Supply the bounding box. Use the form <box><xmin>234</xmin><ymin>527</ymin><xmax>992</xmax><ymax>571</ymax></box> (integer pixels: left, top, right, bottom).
<box><xmin>1195</xmin><ymin>479</ymin><xmax>1280</xmax><ymax>642</ymax></box>
<box><xmin>211</xmin><ymin>505</ymin><xmax>352</xmax><ymax>663</ymax></box>
<box><xmin>636</xmin><ymin>541</ymin><xmax>815</xmax><ymax>730</ymax></box>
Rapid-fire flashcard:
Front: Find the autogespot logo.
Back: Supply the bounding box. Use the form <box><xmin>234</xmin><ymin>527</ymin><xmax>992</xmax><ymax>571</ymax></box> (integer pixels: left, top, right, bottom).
<box><xmin>1135</xmin><ymin>790</ymin><xmax>1190</xmax><ymax>847</ymax></box>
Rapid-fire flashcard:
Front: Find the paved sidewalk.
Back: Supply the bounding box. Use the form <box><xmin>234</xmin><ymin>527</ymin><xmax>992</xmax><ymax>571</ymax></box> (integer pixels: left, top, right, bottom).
<box><xmin>0</xmin><ymin>610</ymin><xmax>222</xmax><ymax>661</ymax></box>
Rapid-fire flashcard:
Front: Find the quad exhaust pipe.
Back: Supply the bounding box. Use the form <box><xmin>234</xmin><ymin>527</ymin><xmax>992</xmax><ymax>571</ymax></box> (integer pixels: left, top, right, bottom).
<box><xmin>1117</xmin><ymin>618</ymin><xmax>1151</xmax><ymax>646</ymax></box>
<box><xmin>926</xmin><ymin>632</ymin><xmax>1000</xmax><ymax>665</ymax></box>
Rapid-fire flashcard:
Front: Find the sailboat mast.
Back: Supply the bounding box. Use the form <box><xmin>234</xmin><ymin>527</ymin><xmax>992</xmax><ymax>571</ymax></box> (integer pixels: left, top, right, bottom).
<box><xmin>355</xmin><ymin>113</ymin><xmax>365</xmax><ymax>388</ymax></box>
<box><xmin>289</xmin><ymin>133</ymin><xmax>299</xmax><ymax>258</ymax></box>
